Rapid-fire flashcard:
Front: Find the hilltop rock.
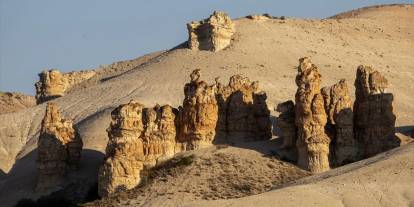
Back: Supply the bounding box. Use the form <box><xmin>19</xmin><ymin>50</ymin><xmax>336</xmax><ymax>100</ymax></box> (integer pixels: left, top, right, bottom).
<box><xmin>187</xmin><ymin>11</ymin><xmax>235</xmax><ymax>52</ymax></box>
<box><xmin>276</xmin><ymin>100</ymin><xmax>296</xmax><ymax>149</ymax></box>
<box><xmin>0</xmin><ymin>92</ymin><xmax>35</xmax><ymax>114</ymax></box>
<box><xmin>37</xmin><ymin>102</ymin><xmax>83</xmax><ymax>192</ymax></box>
<box><xmin>294</xmin><ymin>57</ymin><xmax>330</xmax><ymax>173</ymax></box>
<box><xmin>354</xmin><ymin>65</ymin><xmax>399</xmax><ymax>158</ymax></box>
<box><xmin>321</xmin><ymin>80</ymin><xmax>356</xmax><ymax>165</ymax></box>
<box><xmin>178</xmin><ymin>69</ymin><xmax>219</xmax><ymax>150</ymax></box>
<box><xmin>35</xmin><ymin>69</ymin><xmax>96</xmax><ymax>104</ymax></box>
<box><xmin>246</xmin><ymin>14</ymin><xmax>272</xmax><ymax>21</ymax></box>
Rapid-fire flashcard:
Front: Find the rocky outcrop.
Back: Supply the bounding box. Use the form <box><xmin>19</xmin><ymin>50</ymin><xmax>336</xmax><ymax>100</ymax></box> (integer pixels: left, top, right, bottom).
<box><xmin>98</xmin><ymin>101</ymin><xmax>179</xmax><ymax>197</ymax></box>
<box><xmin>35</xmin><ymin>69</ymin><xmax>96</xmax><ymax>104</ymax></box>
<box><xmin>216</xmin><ymin>74</ymin><xmax>272</xmax><ymax>140</ymax></box>
<box><xmin>294</xmin><ymin>57</ymin><xmax>330</xmax><ymax>173</ymax></box>
<box><xmin>187</xmin><ymin>11</ymin><xmax>235</xmax><ymax>52</ymax></box>
<box><xmin>37</xmin><ymin>102</ymin><xmax>83</xmax><ymax>192</ymax></box>
<box><xmin>98</xmin><ymin>101</ymin><xmax>146</xmax><ymax>197</ymax></box>
<box><xmin>0</xmin><ymin>92</ymin><xmax>35</xmax><ymax>114</ymax></box>
<box><xmin>354</xmin><ymin>65</ymin><xmax>399</xmax><ymax>158</ymax></box>
<box><xmin>321</xmin><ymin>80</ymin><xmax>356</xmax><ymax>165</ymax></box>
<box><xmin>178</xmin><ymin>69</ymin><xmax>219</xmax><ymax>150</ymax></box>
<box><xmin>246</xmin><ymin>14</ymin><xmax>272</xmax><ymax>21</ymax></box>
<box><xmin>276</xmin><ymin>100</ymin><xmax>296</xmax><ymax>149</ymax></box>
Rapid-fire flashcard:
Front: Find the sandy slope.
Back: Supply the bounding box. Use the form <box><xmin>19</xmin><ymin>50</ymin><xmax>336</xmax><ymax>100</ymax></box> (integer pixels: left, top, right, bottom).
<box><xmin>0</xmin><ymin>4</ymin><xmax>413</xmax><ymax>207</ymax></box>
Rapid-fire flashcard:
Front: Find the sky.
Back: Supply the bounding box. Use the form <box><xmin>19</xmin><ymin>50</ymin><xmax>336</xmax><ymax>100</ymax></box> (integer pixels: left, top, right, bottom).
<box><xmin>1</xmin><ymin>0</ymin><xmax>413</xmax><ymax>95</ymax></box>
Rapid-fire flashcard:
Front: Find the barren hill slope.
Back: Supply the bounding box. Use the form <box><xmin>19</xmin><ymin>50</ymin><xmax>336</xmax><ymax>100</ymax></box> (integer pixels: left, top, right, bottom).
<box><xmin>0</xmin><ymin>4</ymin><xmax>413</xmax><ymax>207</ymax></box>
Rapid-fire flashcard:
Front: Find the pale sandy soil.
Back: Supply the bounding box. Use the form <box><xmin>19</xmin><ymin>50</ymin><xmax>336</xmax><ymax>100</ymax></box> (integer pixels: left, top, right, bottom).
<box><xmin>0</xmin><ymin>4</ymin><xmax>413</xmax><ymax>207</ymax></box>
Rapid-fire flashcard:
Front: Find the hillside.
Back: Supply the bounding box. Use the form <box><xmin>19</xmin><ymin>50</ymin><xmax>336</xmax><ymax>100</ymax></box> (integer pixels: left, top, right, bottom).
<box><xmin>0</xmin><ymin>4</ymin><xmax>413</xmax><ymax>207</ymax></box>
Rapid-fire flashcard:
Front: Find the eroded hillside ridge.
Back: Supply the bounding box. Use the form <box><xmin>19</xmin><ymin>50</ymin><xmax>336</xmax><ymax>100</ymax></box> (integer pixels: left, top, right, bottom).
<box><xmin>354</xmin><ymin>65</ymin><xmax>399</xmax><ymax>158</ymax></box>
<box><xmin>0</xmin><ymin>92</ymin><xmax>35</xmax><ymax>114</ymax></box>
<box><xmin>187</xmin><ymin>11</ymin><xmax>235</xmax><ymax>52</ymax></box>
<box><xmin>35</xmin><ymin>69</ymin><xmax>96</xmax><ymax>104</ymax></box>
<box><xmin>37</xmin><ymin>102</ymin><xmax>83</xmax><ymax>192</ymax></box>
<box><xmin>98</xmin><ymin>70</ymin><xmax>272</xmax><ymax>196</ymax></box>
<box><xmin>277</xmin><ymin>57</ymin><xmax>400</xmax><ymax>172</ymax></box>
<box><xmin>294</xmin><ymin>57</ymin><xmax>331</xmax><ymax>173</ymax></box>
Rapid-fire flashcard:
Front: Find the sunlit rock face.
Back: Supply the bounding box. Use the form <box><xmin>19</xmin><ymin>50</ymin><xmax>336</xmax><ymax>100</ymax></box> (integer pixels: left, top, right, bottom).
<box><xmin>187</xmin><ymin>11</ymin><xmax>235</xmax><ymax>52</ymax></box>
<box><xmin>36</xmin><ymin>102</ymin><xmax>83</xmax><ymax>192</ymax></box>
<box><xmin>321</xmin><ymin>80</ymin><xmax>356</xmax><ymax>166</ymax></box>
<box><xmin>294</xmin><ymin>57</ymin><xmax>330</xmax><ymax>173</ymax></box>
<box><xmin>35</xmin><ymin>69</ymin><xmax>96</xmax><ymax>104</ymax></box>
<box><xmin>354</xmin><ymin>65</ymin><xmax>399</xmax><ymax>158</ymax></box>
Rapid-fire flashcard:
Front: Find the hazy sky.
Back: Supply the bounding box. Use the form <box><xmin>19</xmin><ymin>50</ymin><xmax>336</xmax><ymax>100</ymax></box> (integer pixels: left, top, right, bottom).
<box><xmin>1</xmin><ymin>0</ymin><xmax>412</xmax><ymax>95</ymax></box>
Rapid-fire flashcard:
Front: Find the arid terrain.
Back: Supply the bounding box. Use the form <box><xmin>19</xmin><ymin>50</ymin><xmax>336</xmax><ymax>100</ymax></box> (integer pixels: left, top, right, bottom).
<box><xmin>0</xmin><ymin>4</ymin><xmax>413</xmax><ymax>207</ymax></box>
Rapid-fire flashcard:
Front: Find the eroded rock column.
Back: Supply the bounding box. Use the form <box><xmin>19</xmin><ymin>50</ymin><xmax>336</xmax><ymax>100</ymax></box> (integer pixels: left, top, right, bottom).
<box><xmin>294</xmin><ymin>57</ymin><xmax>330</xmax><ymax>173</ymax></box>
<box><xmin>321</xmin><ymin>79</ymin><xmax>356</xmax><ymax>165</ymax></box>
<box><xmin>187</xmin><ymin>11</ymin><xmax>235</xmax><ymax>52</ymax></box>
<box><xmin>354</xmin><ymin>65</ymin><xmax>399</xmax><ymax>158</ymax></box>
<box><xmin>178</xmin><ymin>69</ymin><xmax>219</xmax><ymax>150</ymax></box>
<box><xmin>37</xmin><ymin>102</ymin><xmax>83</xmax><ymax>192</ymax></box>
<box><xmin>276</xmin><ymin>100</ymin><xmax>296</xmax><ymax>149</ymax></box>
<box><xmin>35</xmin><ymin>70</ymin><xmax>66</xmax><ymax>104</ymax></box>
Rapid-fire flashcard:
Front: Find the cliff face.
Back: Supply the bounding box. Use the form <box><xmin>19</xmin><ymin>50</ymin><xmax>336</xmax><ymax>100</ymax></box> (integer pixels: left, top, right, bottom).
<box><xmin>187</xmin><ymin>11</ymin><xmax>235</xmax><ymax>52</ymax></box>
<box><xmin>294</xmin><ymin>57</ymin><xmax>331</xmax><ymax>173</ymax></box>
<box><xmin>354</xmin><ymin>65</ymin><xmax>400</xmax><ymax>158</ymax></box>
<box><xmin>35</xmin><ymin>69</ymin><xmax>96</xmax><ymax>104</ymax></box>
<box><xmin>37</xmin><ymin>102</ymin><xmax>83</xmax><ymax>192</ymax></box>
<box><xmin>321</xmin><ymin>80</ymin><xmax>356</xmax><ymax>165</ymax></box>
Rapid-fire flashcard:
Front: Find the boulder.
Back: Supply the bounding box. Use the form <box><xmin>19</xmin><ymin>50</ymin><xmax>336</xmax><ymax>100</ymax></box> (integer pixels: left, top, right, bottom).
<box><xmin>187</xmin><ymin>11</ymin><xmax>235</xmax><ymax>52</ymax></box>
<box><xmin>36</xmin><ymin>102</ymin><xmax>83</xmax><ymax>192</ymax></box>
<box><xmin>321</xmin><ymin>79</ymin><xmax>356</xmax><ymax>165</ymax></box>
<box><xmin>354</xmin><ymin>65</ymin><xmax>399</xmax><ymax>158</ymax></box>
<box><xmin>294</xmin><ymin>57</ymin><xmax>330</xmax><ymax>173</ymax></box>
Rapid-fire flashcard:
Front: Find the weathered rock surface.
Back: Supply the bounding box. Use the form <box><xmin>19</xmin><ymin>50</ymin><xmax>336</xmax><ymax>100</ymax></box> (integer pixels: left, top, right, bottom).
<box><xmin>276</xmin><ymin>100</ymin><xmax>296</xmax><ymax>149</ymax></box>
<box><xmin>37</xmin><ymin>102</ymin><xmax>83</xmax><ymax>192</ymax></box>
<box><xmin>178</xmin><ymin>69</ymin><xmax>219</xmax><ymax>150</ymax></box>
<box><xmin>321</xmin><ymin>80</ymin><xmax>356</xmax><ymax>165</ymax></box>
<box><xmin>98</xmin><ymin>101</ymin><xmax>179</xmax><ymax>197</ymax></box>
<box><xmin>294</xmin><ymin>57</ymin><xmax>330</xmax><ymax>173</ymax></box>
<box><xmin>246</xmin><ymin>14</ymin><xmax>272</xmax><ymax>21</ymax></box>
<box><xmin>35</xmin><ymin>69</ymin><xmax>96</xmax><ymax>104</ymax></box>
<box><xmin>0</xmin><ymin>92</ymin><xmax>35</xmax><ymax>114</ymax></box>
<box><xmin>98</xmin><ymin>101</ymin><xmax>146</xmax><ymax>197</ymax></box>
<box><xmin>216</xmin><ymin>75</ymin><xmax>272</xmax><ymax>140</ymax></box>
<box><xmin>187</xmin><ymin>11</ymin><xmax>235</xmax><ymax>52</ymax></box>
<box><xmin>354</xmin><ymin>65</ymin><xmax>399</xmax><ymax>158</ymax></box>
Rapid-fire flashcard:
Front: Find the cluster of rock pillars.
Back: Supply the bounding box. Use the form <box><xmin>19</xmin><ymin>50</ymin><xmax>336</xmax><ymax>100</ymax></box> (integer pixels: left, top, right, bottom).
<box><xmin>34</xmin><ymin>11</ymin><xmax>400</xmax><ymax>198</ymax></box>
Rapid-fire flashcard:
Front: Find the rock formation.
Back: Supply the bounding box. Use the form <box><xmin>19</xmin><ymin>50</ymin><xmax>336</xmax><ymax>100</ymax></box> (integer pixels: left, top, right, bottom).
<box><xmin>187</xmin><ymin>11</ymin><xmax>235</xmax><ymax>52</ymax></box>
<box><xmin>354</xmin><ymin>65</ymin><xmax>399</xmax><ymax>158</ymax></box>
<box><xmin>276</xmin><ymin>100</ymin><xmax>296</xmax><ymax>149</ymax></box>
<box><xmin>0</xmin><ymin>92</ymin><xmax>36</xmax><ymax>114</ymax></box>
<box><xmin>98</xmin><ymin>101</ymin><xmax>179</xmax><ymax>197</ymax></box>
<box><xmin>37</xmin><ymin>102</ymin><xmax>83</xmax><ymax>192</ymax></box>
<box><xmin>294</xmin><ymin>57</ymin><xmax>330</xmax><ymax>173</ymax></box>
<box><xmin>321</xmin><ymin>80</ymin><xmax>356</xmax><ymax>165</ymax></box>
<box><xmin>216</xmin><ymin>74</ymin><xmax>272</xmax><ymax>140</ymax></box>
<box><xmin>246</xmin><ymin>14</ymin><xmax>272</xmax><ymax>21</ymax></box>
<box><xmin>178</xmin><ymin>69</ymin><xmax>219</xmax><ymax>150</ymax></box>
<box><xmin>98</xmin><ymin>101</ymin><xmax>146</xmax><ymax>197</ymax></box>
<box><xmin>35</xmin><ymin>69</ymin><xmax>96</xmax><ymax>104</ymax></box>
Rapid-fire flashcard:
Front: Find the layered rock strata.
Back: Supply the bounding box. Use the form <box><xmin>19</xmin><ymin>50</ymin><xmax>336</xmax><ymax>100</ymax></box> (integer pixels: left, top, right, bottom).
<box><xmin>35</xmin><ymin>69</ymin><xmax>96</xmax><ymax>104</ymax></box>
<box><xmin>354</xmin><ymin>65</ymin><xmax>399</xmax><ymax>158</ymax></box>
<box><xmin>294</xmin><ymin>57</ymin><xmax>330</xmax><ymax>173</ymax></box>
<box><xmin>187</xmin><ymin>11</ymin><xmax>235</xmax><ymax>52</ymax></box>
<box><xmin>37</xmin><ymin>102</ymin><xmax>83</xmax><ymax>192</ymax></box>
<box><xmin>276</xmin><ymin>100</ymin><xmax>296</xmax><ymax>149</ymax></box>
<box><xmin>321</xmin><ymin>80</ymin><xmax>356</xmax><ymax>165</ymax></box>
<box><xmin>98</xmin><ymin>101</ymin><xmax>178</xmax><ymax>197</ymax></box>
<box><xmin>178</xmin><ymin>69</ymin><xmax>219</xmax><ymax>150</ymax></box>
